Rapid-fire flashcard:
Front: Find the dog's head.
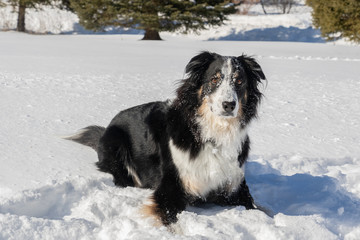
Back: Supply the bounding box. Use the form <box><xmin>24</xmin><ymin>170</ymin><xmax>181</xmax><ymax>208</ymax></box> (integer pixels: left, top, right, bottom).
<box><xmin>176</xmin><ymin>51</ymin><xmax>266</xmax><ymax>126</ymax></box>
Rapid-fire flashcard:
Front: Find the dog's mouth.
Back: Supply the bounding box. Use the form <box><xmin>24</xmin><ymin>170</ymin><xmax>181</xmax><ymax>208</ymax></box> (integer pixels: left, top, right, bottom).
<box><xmin>209</xmin><ymin>106</ymin><xmax>238</xmax><ymax>118</ymax></box>
<box><xmin>221</xmin><ymin>112</ymin><xmax>237</xmax><ymax>118</ymax></box>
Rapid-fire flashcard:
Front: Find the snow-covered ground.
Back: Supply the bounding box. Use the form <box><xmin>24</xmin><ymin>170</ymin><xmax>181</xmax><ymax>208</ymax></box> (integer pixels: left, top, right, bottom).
<box><xmin>1</xmin><ymin>31</ymin><xmax>360</xmax><ymax>239</ymax></box>
<box><xmin>1</xmin><ymin>0</ymin><xmax>360</xmax><ymax>239</ymax></box>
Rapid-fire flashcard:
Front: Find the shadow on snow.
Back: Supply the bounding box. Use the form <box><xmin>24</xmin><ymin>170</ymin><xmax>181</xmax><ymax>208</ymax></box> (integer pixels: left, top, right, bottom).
<box><xmin>190</xmin><ymin>160</ymin><xmax>360</xmax><ymax>228</ymax></box>
<box><xmin>63</xmin><ymin>24</ymin><xmax>325</xmax><ymax>44</ymax></box>
<box><xmin>250</xmin><ymin>161</ymin><xmax>360</xmax><ymax>227</ymax></box>
<box><xmin>208</xmin><ymin>26</ymin><xmax>325</xmax><ymax>43</ymax></box>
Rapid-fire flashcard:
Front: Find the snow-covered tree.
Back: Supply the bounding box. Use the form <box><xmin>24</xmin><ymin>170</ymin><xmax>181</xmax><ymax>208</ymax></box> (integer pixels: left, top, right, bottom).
<box><xmin>8</xmin><ymin>0</ymin><xmax>50</xmax><ymax>32</ymax></box>
<box><xmin>306</xmin><ymin>0</ymin><xmax>360</xmax><ymax>43</ymax></box>
<box><xmin>70</xmin><ymin>0</ymin><xmax>237</xmax><ymax>40</ymax></box>
<box><xmin>7</xmin><ymin>0</ymin><xmax>71</xmax><ymax>32</ymax></box>
<box><xmin>260</xmin><ymin>0</ymin><xmax>295</xmax><ymax>14</ymax></box>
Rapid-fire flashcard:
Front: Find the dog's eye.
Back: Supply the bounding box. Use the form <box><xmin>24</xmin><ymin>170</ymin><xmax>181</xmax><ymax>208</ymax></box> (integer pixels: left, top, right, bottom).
<box><xmin>233</xmin><ymin>72</ymin><xmax>242</xmax><ymax>85</ymax></box>
<box><xmin>211</xmin><ymin>73</ymin><xmax>221</xmax><ymax>85</ymax></box>
<box><xmin>211</xmin><ymin>77</ymin><xmax>219</xmax><ymax>85</ymax></box>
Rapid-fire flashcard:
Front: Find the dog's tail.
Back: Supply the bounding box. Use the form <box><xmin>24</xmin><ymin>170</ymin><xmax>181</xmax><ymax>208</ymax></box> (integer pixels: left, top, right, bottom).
<box><xmin>64</xmin><ymin>125</ymin><xmax>105</xmax><ymax>151</ymax></box>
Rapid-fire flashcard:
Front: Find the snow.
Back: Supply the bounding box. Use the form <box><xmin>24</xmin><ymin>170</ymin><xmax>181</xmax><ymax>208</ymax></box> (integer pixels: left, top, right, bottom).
<box><xmin>1</xmin><ymin>1</ymin><xmax>360</xmax><ymax>239</ymax></box>
<box><xmin>1</xmin><ymin>31</ymin><xmax>360</xmax><ymax>240</ymax></box>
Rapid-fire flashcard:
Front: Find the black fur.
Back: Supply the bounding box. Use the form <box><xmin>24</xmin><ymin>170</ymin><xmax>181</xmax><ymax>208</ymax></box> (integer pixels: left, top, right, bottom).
<box><xmin>66</xmin><ymin>52</ymin><xmax>266</xmax><ymax>226</ymax></box>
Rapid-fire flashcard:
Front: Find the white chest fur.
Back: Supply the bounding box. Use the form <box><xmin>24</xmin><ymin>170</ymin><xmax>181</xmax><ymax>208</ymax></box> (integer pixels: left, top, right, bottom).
<box><xmin>170</xmin><ymin>139</ymin><xmax>246</xmax><ymax>198</ymax></box>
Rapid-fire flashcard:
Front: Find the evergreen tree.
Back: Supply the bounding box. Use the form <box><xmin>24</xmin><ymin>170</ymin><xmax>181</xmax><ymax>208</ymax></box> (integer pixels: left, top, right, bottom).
<box><xmin>8</xmin><ymin>0</ymin><xmax>51</xmax><ymax>32</ymax></box>
<box><xmin>8</xmin><ymin>0</ymin><xmax>70</xmax><ymax>32</ymax></box>
<box><xmin>306</xmin><ymin>0</ymin><xmax>360</xmax><ymax>42</ymax></box>
<box><xmin>70</xmin><ymin>0</ymin><xmax>237</xmax><ymax>40</ymax></box>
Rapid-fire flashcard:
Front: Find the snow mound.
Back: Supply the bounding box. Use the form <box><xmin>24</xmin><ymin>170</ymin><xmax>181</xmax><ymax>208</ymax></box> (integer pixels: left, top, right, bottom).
<box><xmin>1</xmin><ymin>161</ymin><xmax>359</xmax><ymax>239</ymax></box>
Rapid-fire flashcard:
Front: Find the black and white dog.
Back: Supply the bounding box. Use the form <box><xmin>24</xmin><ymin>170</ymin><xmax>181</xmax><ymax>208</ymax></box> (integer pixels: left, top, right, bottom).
<box><xmin>66</xmin><ymin>51</ymin><xmax>266</xmax><ymax>226</ymax></box>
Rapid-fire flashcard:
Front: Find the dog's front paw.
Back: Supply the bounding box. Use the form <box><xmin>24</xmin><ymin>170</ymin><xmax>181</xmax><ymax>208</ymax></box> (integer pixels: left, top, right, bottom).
<box><xmin>141</xmin><ymin>197</ymin><xmax>179</xmax><ymax>226</ymax></box>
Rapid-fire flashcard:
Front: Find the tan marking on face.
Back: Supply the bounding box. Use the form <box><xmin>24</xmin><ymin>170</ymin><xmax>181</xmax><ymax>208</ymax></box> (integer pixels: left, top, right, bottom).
<box><xmin>237</xmin><ymin>99</ymin><xmax>243</xmax><ymax>119</ymax></box>
<box><xmin>237</xmin><ymin>90</ymin><xmax>248</xmax><ymax>120</ymax></box>
<box><xmin>140</xmin><ymin>198</ymin><xmax>163</xmax><ymax>227</ymax></box>
<box><xmin>198</xmin><ymin>97</ymin><xmax>210</xmax><ymax>117</ymax></box>
<box><xmin>198</xmin><ymin>86</ymin><xmax>203</xmax><ymax>100</ymax></box>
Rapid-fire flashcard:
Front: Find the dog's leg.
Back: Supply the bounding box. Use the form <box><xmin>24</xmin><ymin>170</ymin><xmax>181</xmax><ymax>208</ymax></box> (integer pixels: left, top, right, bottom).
<box><xmin>142</xmin><ymin>166</ymin><xmax>187</xmax><ymax>226</ymax></box>
<box><xmin>214</xmin><ymin>179</ymin><xmax>256</xmax><ymax>210</ymax></box>
<box><xmin>233</xmin><ymin>179</ymin><xmax>256</xmax><ymax>209</ymax></box>
<box><xmin>96</xmin><ymin>126</ymin><xmax>135</xmax><ymax>187</ymax></box>
<box><xmin>97</xmin><ymin>145</ymin><xmax>135</xmax><ymax>187</ymax></box>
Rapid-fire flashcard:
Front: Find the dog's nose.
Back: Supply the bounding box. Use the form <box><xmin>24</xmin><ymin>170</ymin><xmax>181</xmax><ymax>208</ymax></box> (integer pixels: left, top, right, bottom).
<box><xmin>222</xmin><ymin>101</ymin><xmax>236</xmax><ymax>113</ymax></box>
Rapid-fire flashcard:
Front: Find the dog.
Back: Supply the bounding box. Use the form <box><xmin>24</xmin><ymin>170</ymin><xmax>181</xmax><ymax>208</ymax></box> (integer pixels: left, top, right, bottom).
<box><xmin>66</xmin><ymin>51</ymin><xmax>266</xmax><ymax>226</ymax></box>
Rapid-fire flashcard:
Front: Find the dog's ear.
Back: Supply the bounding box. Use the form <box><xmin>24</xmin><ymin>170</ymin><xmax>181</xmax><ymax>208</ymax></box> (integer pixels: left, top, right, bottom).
<box><xmin>174</xmin><ymin>52</ymin><xmax>217</xmax><ymax>110</ymax></box>
<box><xmin>237</xmin><ymin>55</ymin><xmax>266</xmax><ymax>120</ymax></box>
<box><xmin>185</xmin><ymin>51</ymin><xmax>217</xmax><ymax>80</ymax></box>
<box><xmin>237</xmin><ymin>55</ymin><xmax>266</xmax><ymax>83</ymax></box>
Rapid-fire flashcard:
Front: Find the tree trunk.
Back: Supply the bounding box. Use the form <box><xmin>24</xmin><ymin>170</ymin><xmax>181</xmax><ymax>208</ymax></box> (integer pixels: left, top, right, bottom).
<box><xmin>260</xmin><ymin>0</ymin><xmax>267</xmax><ymax>15</ymax></box>
<box><xmin>142</xmin><ymin>29</ymin><xmax>162</xmax><ymax>40</ymax></box>
<box><xmin>17</xmin><ymin>2</ymin><xmax>26</xmax><ymax>32</ymax></box>
<box><xmin>286</xmin><ymin>1</ymin><xmax>293</xmax><ymax>14</ymax></box>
